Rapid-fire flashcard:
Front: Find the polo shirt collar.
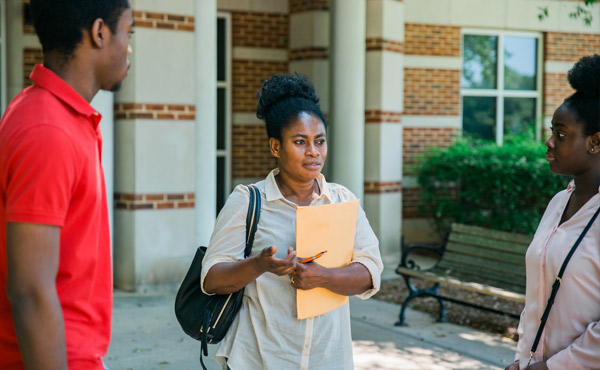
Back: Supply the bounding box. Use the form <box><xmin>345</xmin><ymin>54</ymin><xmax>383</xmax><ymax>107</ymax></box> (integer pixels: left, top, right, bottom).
<box><xmin>30</xmin><ymin>64</ymin><xmax>101</xmax><ymax>124</ymax></box>
<box><xmin>264</xmin><ymin>168</ymin><xmax>332</xmax><ymax>202</ymax></box>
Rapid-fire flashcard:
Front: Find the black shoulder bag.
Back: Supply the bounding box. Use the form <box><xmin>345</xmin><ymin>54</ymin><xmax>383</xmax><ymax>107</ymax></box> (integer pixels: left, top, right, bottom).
<box><xmin>526</xmin><ymin>205</ymin><xmax>600</xmax><ymax>367</ymax></box>
<box><xmin>174</xmin><ymin>185</ymin><xmax>261</xmax><ymax>369</ymax></box>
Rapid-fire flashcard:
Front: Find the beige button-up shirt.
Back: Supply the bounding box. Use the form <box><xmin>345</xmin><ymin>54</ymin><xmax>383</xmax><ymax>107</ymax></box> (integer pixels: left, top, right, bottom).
<box><xmin>515</xmin><ymin>181</ymin><xmax>600</xmax><ymax>370</ymax></box>
<box><xmin>201</xmin><ymin>169</ymin><xmax>384</xmax><ymax>370</ymax></box>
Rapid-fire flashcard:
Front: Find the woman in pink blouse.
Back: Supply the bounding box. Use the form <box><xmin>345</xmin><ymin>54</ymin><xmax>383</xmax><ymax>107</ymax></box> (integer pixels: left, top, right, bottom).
<box><xmin>506</xmin><ymin>55</ymin><xmax>600</xmax><ymax>370</ymax></box>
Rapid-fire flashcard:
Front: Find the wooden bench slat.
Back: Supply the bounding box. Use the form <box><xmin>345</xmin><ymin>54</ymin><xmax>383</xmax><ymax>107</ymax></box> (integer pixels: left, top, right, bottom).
<box><xmin>447</xmin><ymin>233</ymin><xmax>529</xmax><ymax>255</ymax></box>
<box><xmin>396</xmin><ymin>267</ymin><xmax>526</xmax><ymax>303</ymax></box>
<box><xmin>451</xmin><ymin>223</ymin><xmax>533</xmax><ymax>245</ymax></box>
<box><xmin>440</xmin><ymin>253</ymin><xmax>527</xmax><ymax>280</ymax></box>
<box><xmin>441</xmin><ymin>250</ymin><xmax>526</xmax><ymax>272</ymax></box>
<box><xmin>437</xmin><ymin>259</ymin><xmax>526</xmax><ymax>289</ymax></box>
<box><xmin>445</xmin><ymin>241</ymin><xmax>526</xmax><ymax>266</ymax></box>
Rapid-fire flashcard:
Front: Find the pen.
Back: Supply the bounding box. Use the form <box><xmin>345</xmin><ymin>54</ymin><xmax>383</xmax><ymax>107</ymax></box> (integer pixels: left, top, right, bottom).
<box><xmin>299</xmin><ymin>250</ymin><xmax>327</xmax><ymax>264</ymax></box>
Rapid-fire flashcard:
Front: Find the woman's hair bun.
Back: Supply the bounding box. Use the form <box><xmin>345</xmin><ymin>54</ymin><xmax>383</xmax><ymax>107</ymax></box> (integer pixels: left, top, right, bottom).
<box><xmin>256</xmin><ymin>73</ymin><xmax>320</xmax><ymax>120</ymax></box>
<box><xmin>567</xmin><ymin>54</ymin><xmax>600</xmax><ymax>98</ymax></box>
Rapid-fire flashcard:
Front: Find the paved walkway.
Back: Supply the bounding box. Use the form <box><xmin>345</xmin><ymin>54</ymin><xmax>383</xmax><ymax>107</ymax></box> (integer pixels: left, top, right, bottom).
<box><xmin>105</xmin><ymin>290</ymin><xmax>516</xmax><ymax>370</ymax></box>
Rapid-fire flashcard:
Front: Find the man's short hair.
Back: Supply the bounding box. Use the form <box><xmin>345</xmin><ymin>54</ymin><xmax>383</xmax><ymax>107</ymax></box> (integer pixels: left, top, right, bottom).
<box><xmin>30</xmin><ymin>0</ymin><xmax>130</xmax><ymax>57</ymax></box>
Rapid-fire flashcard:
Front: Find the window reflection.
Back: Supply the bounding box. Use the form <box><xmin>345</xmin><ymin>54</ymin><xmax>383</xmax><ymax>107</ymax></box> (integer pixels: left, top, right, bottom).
<box><xmin>462</xmin><ymin>35</ymin><xmax>498</xmax><ymax>89</ymax></box>
<box><xmin>504</xmin><ymin>37</ymin><xmax>537</xmax><ymax>91</ymax></box>
<box><xmin>463</xmin><ymin>96</ymin><xmax>496</xmax><ymax>141</ymax></box>
<box><xmin>504</xmin><ymin>98</ymin><xmax>536</xmax><ymax>138</ymax></box>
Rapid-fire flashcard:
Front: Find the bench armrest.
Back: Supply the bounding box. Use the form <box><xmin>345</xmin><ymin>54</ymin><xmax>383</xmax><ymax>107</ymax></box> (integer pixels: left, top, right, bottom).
<box><xmin>396</xmin><ymin>243</ymin><xmax>444</xmax><ymax>273</ymax></box>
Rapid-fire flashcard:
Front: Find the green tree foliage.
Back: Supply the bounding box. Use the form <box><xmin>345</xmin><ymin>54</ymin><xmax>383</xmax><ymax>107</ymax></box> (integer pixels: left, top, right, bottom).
<box><xmin>417</xmin><ymin>138</ymin><xmax>566</xmax><ymax>237</ymax></box>
<box><xmin>538</xmin><ymin>0</ymin><xmax>596</xmax><ymax>26</ymax></box>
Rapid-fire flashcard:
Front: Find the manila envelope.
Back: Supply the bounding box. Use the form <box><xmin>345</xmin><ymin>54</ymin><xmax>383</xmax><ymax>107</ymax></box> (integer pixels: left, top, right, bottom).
<box><xmin>295</xmin><ymin>199</ymin><xmax>360</xmax><ymax>319</ymax></box>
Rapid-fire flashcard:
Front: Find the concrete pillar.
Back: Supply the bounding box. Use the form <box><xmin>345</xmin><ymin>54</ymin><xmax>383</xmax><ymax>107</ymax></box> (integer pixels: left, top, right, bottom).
<box><xmin>194</xmin><ymin>0</ymin><xmax>217</xmax><ymax>246</ymax></box>
<box><xmin>364</xmin><ymin>0</ymin><xmax>404</xmax><ymax>270</ymax></box>
<box><xmin>91</xmin><ymin>91</ymin><xmax>115</xmax><ymax>247</ymax></box>
<box><xmin>329</xmin><ymin>0</ymin><xmax>366</xmax><ymax>199</ymax></box>
<box><xmin>113</xmin><ymin>1</ymin><xmax>199</xmax><ymax>291</ymax></box>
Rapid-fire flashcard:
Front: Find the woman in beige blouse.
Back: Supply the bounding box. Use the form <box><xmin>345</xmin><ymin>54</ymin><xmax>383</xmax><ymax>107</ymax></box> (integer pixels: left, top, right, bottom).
<box><xmin>506</xmin><ymin>55</ymin><xmax>600</xmax><ymax>370</ymax></box>
<box><xmin>201</xmin><ymin>73</ymin><xmax>384</xmax><ymax>370</ymax></box>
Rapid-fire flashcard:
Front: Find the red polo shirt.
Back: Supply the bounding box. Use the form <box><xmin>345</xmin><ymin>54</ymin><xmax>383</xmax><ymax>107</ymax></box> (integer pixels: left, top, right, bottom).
<box><xmin>0</xmin><ymin>64</ymin><xmax>112</xmax><ymax>369</ymax></box>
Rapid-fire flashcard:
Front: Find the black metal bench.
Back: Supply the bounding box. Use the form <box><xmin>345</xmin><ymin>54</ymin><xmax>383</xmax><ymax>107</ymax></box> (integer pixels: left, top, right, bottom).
<box><xmin>394</xmin><ymin>223</ymin><xmax>531</xmax><ymax>326</ymax></box>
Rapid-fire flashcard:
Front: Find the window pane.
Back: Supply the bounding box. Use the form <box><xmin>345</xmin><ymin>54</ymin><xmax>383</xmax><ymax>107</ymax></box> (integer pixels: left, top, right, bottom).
<box><xmin>463</xmin><ymin>96</ymin><xmax>496</xmax><ymax>141</ymax></box>
<box><xmin>217</xmin><ymin>87</ymin><xmax>226</xmax><ymax>150</ymax></box>
<box><xmin>217</xmin><ymin>18</ymin><xmax>226</xmax><ymax>82</ymax></box>
<box><xmin>504</xmin><ymin>98</ymin><xmax>536</xmax><ymax>138</ymax></box>
<box><xmin>216</xmin><ymin>156</ymin><xmax>225</xmax><ymax>215</ymax></box>
<box><xmin>504</xmin><ymin>37</ymin><xmax>537</xmax><ymax>91</ymax></box>
<box><xmin>462</xmin><ymin>35</ymin><xmax>498</xmax><ymax>89</ymax></box>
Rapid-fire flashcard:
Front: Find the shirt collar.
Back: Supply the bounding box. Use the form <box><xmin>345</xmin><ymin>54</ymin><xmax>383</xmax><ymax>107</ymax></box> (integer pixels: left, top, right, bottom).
<box><xmin>566</xmin><ymin>179</ymin><xmax>600</xmax><ymax>194</ymax></box>
<box><xmin>30</xmin><ymin>64</ymin><xmax>102</xmax><ymax>125</ymax></box>
<box><xmin>264</xmin><ymin>168</ymin><xmax>332</xmax><ymax>203</ymax></box>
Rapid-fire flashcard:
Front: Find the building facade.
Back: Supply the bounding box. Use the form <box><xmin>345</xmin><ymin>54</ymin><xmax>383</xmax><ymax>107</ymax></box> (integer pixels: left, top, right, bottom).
<box><xmin>2</xmin><ymin>0</ymin><xmax>599</xmax><ymax>290</ymax></box>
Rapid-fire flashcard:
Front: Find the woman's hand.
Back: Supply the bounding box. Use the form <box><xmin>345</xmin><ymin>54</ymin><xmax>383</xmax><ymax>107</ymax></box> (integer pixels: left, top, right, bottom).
<box><xmin>290</xmin><ymin>261</ymin><xmax>372</xmax><ymax>295</ymax></box>
<box><xmin>253</xmin><ymin>246</ymin><xmax>297</xmax><ymax>276</ymax></box>
<box><xmin>505</xmin><ymin>360</ymin><xmax>519</xmax><ymax>370</ymax></box>
<box><xmin>289</xmin><ymin>259</ymin><xmax>325</xmax><ymax>290</ymax></box>
<box><xmin>525</xmin><ymin>361</ymin><xmax>548</xmax><ymax>370</ymax></box>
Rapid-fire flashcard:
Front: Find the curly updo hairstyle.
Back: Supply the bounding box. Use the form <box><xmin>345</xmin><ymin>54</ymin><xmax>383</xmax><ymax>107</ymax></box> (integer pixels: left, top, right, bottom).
<box><xmin>256</xmin><ymin>73</ymin><xmax>327</xmax><ymax>141</ymax></box>
<box><xmin>564</xmin><ymin>54</ymin><xmax>600</xmax><ymax>136</ymax></box>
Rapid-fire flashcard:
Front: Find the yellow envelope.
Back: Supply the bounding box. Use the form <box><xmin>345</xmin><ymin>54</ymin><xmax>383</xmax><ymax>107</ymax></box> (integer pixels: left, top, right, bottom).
<box><xmin>295</xmin><ymin>199</ymin><xmax>360</xmax><ymax>319</ymax></box>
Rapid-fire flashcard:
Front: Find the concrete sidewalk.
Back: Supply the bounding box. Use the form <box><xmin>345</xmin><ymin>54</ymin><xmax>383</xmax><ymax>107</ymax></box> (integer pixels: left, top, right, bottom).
<box><xmin>105</xmin><ymin>290</ymin><xmax>516</xmax><ymax>370</ymax></box>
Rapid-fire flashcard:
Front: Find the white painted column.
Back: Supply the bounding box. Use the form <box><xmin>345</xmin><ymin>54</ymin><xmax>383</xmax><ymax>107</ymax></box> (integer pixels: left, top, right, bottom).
<box><xmin>329</xmin><ymin>0</ymin><xmax>366</xmax><ymax>199</ymax></box>
<box><xmin>91</xmin><ymin>90</ymin><xmax>114</xmax><ymax>248</ymax></box>
<box><xmin>364</xmin><ymin>0</ymin><xmax>405</xmax><ymax>271</ymax></box>
<box><xmin>195</xmin><ymin>0</ymin><xmax>217</xmax><ymax>246</ymax></box>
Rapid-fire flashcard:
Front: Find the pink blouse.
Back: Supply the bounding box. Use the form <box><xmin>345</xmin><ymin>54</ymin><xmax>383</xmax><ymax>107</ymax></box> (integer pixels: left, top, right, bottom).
<box><xmin>515</xmin><ymin>181</ymin><xmax>600</xmax><ymax>370</ymax></box>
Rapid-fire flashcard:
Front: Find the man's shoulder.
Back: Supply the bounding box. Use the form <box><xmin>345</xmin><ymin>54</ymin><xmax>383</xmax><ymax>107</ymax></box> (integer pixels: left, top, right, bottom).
<box><xmin>6</xmin><ymin>84</ymin><xmax>68</xmax><ymax>117</ymax></box>
<box><xmin>1</xmin><ymin>86</ymin><xmax>74</xmax><ymax>138</ymax></box>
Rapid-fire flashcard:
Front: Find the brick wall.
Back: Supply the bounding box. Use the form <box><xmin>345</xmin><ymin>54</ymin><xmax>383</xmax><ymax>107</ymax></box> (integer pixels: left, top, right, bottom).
<box><xmin>232</xmin><ymin>60</ymin><xmax>289</xmax><ymax>112</ymax></box>
<box><xmin>404</xmin><ymin>24</ymin><xmax>461</xmax><ymax>56</ymax></box>
<box><xmin>403</xmin><ymin>68</ymin><xmax>460</xmax><ymax>116</ymax></box>
<box><xmin>132</xmin><ymin>10</ymin><xmax>195</xmax><ymax>31</ymax></box>
<box><xmin>115</xmin><ymin>193</ymin><xmax>195</xmax><ymax>210</ymax></box>
<box><xmin>232</xmin><ymin>12</ymin><xmax>288</xmax><ymax>49</ymax></box>
<box><xmin>544</xmin><ymin>73</ymin><xmax>574</xmax><ymax>116</ymax></box>
<box><xmin>232</xmin><ymin>125</ymin><xmax>277</xmax><ymax>178</ymax></box>
<box><xmin>289</xmin><ymin>0</ymin><xmax>329</xmax><ymax>13</ymax></box>
<box><xmin>402</xmin><ymin>187</ymin><xmax>423</xmax><ymax>218</ymax></box>
<box><xmin>545</xmin><ymin>32</ymin><xmax>600</xmax><ymax>62</ymax></box>
<box><xmin>23</xmin><ymin>48</ymin><xmax>43</xmax><ymax>87</ymax></box>
<box><xmin>289</xmin><ymin>47</ymin><xmax>329</xmax><ymax>61</ymax></box>
<box><xmin>230</xmin><ymin>8</ymin><xmax>289</xmax><ymax>180</ymax></box>
<box><xmin>403</xmin><ymin>185</ymin><xmax>459</xmax><ymax>218</ymax></box>
<box><xmin>366</xmin><ymin>38</ymin><xmax>404</xmax><ymax>53</ymax></box>
<box><xmin>403</xmin><ymin>127</ymin><xmax>458</xmax><ymax>174</ymax></box>
<box><xmin>114</xmin><ymin>103</ymin><xmax>196</xmax><ymax>120</ymax></box>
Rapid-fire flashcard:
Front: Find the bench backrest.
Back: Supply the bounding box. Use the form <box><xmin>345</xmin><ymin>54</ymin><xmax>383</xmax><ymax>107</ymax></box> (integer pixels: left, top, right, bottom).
<box><xmin>438</xmin><ymin>223</ymin><xmax>532</xmax><ymax>293</ymax></box>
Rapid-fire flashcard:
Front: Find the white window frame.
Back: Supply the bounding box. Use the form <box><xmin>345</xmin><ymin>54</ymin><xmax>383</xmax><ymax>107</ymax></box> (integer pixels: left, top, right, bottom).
<box><xmin>460</xmin><ymin>29</ymin><xmax>543</xmax><ymax>145</ymax></box>
<box><xmin>216</xmin><ymin>12</ymin><xmax>231</xmax><ymax>208</ymax></box>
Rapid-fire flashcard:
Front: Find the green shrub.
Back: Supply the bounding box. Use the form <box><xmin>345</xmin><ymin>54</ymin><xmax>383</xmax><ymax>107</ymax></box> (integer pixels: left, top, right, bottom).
<box><xmin>417</xmin><ymin>137</ymin><xmax>566</xmax><ymax>236</ymax></box>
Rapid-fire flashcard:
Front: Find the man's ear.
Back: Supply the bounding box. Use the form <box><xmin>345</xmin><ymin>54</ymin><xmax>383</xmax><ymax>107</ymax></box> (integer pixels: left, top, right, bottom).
<box><xmin>269</xmin><ymin>137</ymin><xmax>281</xmax><ymax>158</ymax></box>
<box><xmin>90</xmin><ymin>18</ymin><xmax>106</xmax><ymax>48</ymax></box>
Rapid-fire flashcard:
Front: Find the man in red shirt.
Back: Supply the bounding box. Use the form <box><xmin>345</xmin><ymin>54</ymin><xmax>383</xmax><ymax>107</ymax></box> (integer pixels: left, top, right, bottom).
<box><xmin>0</xmin><ymin>1</ymin><xmax>133</xmax><ymax>369</ymax></box>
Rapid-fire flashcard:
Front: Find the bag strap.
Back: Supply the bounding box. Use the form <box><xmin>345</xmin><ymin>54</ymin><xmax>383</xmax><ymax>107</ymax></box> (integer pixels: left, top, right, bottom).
<box><xmin>245</xmin><ymin>185</ymin><xmax>261</xmax><ymax>258</ymax></box>
<box><xmin>527</xmin><ymin>204</ymin><xmax>600</xmax><ymax>367</ymax></box>
<box><xmin>198</xmin><ymin>185</ymin><xmax>262</xmax><ymax>369</ymax></box>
